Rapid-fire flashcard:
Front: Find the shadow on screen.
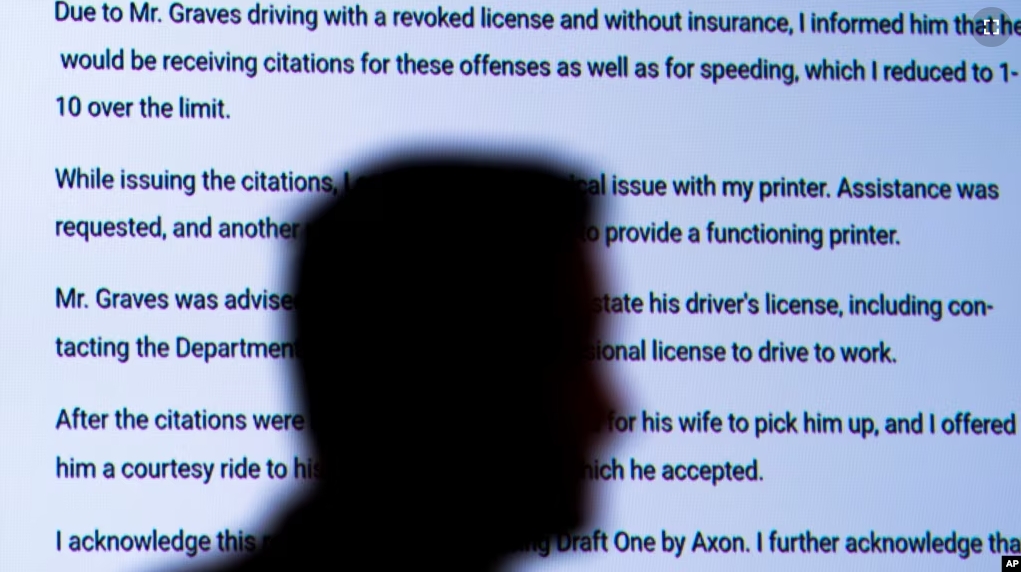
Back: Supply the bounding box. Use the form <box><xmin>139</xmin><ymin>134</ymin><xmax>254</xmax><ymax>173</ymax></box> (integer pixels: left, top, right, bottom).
<box><xmin>153</xmin><ymin>151</ymin><xmax>618</xmax><ymax>571</ymax></box>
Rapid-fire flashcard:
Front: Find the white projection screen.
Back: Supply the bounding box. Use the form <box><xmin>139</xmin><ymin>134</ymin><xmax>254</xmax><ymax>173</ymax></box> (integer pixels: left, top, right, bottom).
<box><xmin>0</xmin><ymin>1</ymin><xmax>1018</xmax><ymax>570</ymax></box>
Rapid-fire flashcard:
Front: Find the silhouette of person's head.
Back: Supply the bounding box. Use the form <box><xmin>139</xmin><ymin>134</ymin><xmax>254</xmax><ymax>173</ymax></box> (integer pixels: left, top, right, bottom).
<box><xmin>252</xmin><ymin>157</ymin><xmax>613</xmax><ymax>570</ymax></box>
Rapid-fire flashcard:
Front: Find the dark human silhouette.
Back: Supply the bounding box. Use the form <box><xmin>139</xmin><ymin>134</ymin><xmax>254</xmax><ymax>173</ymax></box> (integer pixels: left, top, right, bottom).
<box><xmin>188</xmin><ymin>157</ymin><xmax>614</xmax><ymax>571</ymax></box>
